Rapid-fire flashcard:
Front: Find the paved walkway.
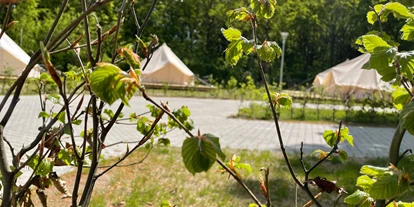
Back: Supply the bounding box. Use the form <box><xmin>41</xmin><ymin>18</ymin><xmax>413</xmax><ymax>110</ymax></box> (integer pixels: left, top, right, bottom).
<box><xmin>1</xmin><ymin>95</ymin><xmax>414</xmax><ymax>182</ymax></box>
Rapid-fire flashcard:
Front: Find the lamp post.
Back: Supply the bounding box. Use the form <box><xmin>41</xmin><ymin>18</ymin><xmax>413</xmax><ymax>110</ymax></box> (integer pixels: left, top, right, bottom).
<box><xmin>279</xmin><ymin>32</ymin><xmax>289</xmax><ymax>88</ymax></box>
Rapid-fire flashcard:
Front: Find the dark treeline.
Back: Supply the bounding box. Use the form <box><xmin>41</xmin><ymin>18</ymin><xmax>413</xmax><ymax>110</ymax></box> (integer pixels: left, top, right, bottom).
<box><xmin>1</xmin><ymin>0</ymin><xmax>413</xmax><ymax>87</ymax></box>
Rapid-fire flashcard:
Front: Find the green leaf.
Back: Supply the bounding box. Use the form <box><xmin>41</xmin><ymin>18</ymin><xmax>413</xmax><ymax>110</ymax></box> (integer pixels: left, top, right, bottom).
<box><xmin>344</xmin><ymin>189</ymin><xmax>371</xmax><ymax>205</ymax></box>
<box><xmin>367</xmin><ymin>11</ymin><xmax>377</xmax><ymax>24</ymax></box>
<box><xmin>182</xmin><ymin>137</ymin><xmax>217</xmax><ymax>175</ymax></box>
<box><xmin>356</xmin><ymin>175</ymin><xmax>375</xmax><ymax>190</ymax></box>
<box><xmin>340</xmin><ymin>127</ymin><xmax>354</xmax><ymax>146</ymax></box>
<box><xmin>401</xmin><ymin>22</ymin><xmax>414</xmax><ymax>41</ymax></box>
<box><xmin>277</xmin><ymin>93</ymin><xmax>292</xmax><ymax>108</ymax></box>
<box><xmin>397</xmin><ymin>154</ymin><xmax>414</xmax><ymax>172</ymax></box>
<box><xmin>46</xmin><ymin>94</ymin><xmax>61</xmax><ymax>104</ymax></box>
<box><xmin>28</xmin><ymin>155</ymin><xmax>54</xmax><ymax>177</ymax></box>
<box><xmin>52</xmin><ymin>112</ymin><xmax>65</xmax><ymax>123</ymax></box>
<box><xmin>337</xmin><ymin>150</ymin><xmax>348</xmax><ymax>162</ymax></box>
<box><xmin>241</xmin><ymin>38</ymin><xmax>254</xmax><ymax>55</ymax></box>
<box><xmin>157</xmin><ymin>138</ymin><xmax>170</xmax><ymax>147</ymax></box>
<box><xmin>57</xmin><ymin>149</ymin><xmax>72</xmax><ymax>165</ymax></box>
<box><xmin>225</xmin><ymin>40</ymin><xmax>243</xmax><ymax>66</ymax></box>
<box><xmin>257</xmin><ymin>41</ymin><xmax>282</xmax><ymax>62</ymax></box>
<box><xmin>369</xmin><ymin>47</ymin><xmax>396</xmax><ymax>70</ymax></box>
<box><xmin>160</xmin><ymin>200</ymin><xmax>172</xmax><ymax>207</ymax></box>
<box><xmin>234</xmin><ymin>163</ymin><xmax>252</xmax><ymax>174</ymax></box>
<box><xmin>221</xmin><ymin>27</ymin><xmax>242</xmax><ymax>41</ymax></box>
<box><xmin>399</xmin><ymin>101</ymin><xmax>414</xmax><ymax>135</ymax></box>
<box><xmin>360</xmin><ymin>165</ymin><xmax>390</xmax><ymax>177</ymax></box>
<box><xmin>38</xmin><ymin>111</ymin><xmax>50</xmax><ymax>119</ymax></box>
<box><xmin>322</xmin><ymin>130</ymin><xmax>337</xmax><ymax>147</ymax></box>
<box><xmin>250</xmin><ymin>0</ymin><xmax>277</xmax><ymax>19</ymax></box>
<box><xmin>136</xmin><ymin>116</ymin><xmax>151</xmax><ymax>135</ymax></box>
<box><xmin>226</xmin><ymin>7</ymin><xmax>252</xmax><ymax>23</ymax></box>
<box><xmin>72</xmin><ymin>119</ymin><xmax>82</xmax><ymax>125</ymax></box>
<box><xmin>360</xmin><ymin>35</ymin><xmax>391</xmax><ymax>53</ymax></box>
<box><xmin>397</xmin><ymin>51</ymin><xmax>414</xmax><ymax>81</ymax></box>
<box><xmin>118</xmin><ymin>47</ymin><xmax>141</xmax><ymax>70</ymax></box>
<box><xmin>392</xmin><ymin>88</ymin><xmax>410</xmax><ymax>110</ymax></box>
<box><xmin>370</xmin><ymin>174</ymin><xmax>401</xmax><ymax>199</ymax></box>
<box><xmin>376</xmin><ymin>66</ymin><xmax>397</xmax><ymax>82</ymax></box>
<box><xmin>203</xmin><ymin>133</ymin><xmax>226</xmax><ymax>161</ymax></box>
<box><xmin>384</xmin><ymin>2</ymin><xmax>414</xmax><ymax>19</ymax></box>
<box><xmin>90</xmin><ymin>63</ymin><xmax>130</xmax><ymax>106</ymax></box>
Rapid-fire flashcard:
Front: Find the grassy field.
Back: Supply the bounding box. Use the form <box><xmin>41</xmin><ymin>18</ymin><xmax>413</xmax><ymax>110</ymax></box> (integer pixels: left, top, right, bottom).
<box><xmin>235</xmin><ymin>102</ymin><xmax>398</xmax><ymax>127</ymax></box>
<box><xmin>30</xmin><ymin>147</ymin><xmax>413</xmax><ymax>207</ymax></box>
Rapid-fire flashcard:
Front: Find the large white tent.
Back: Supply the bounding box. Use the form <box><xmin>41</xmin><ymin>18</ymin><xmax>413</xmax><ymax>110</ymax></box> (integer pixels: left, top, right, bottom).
<box><xmin>312</xmin><ymin>53</ymin><xmax>391</xmax><ymax>99</ymax></box>
<box><xmin>141</xmin><ymin>43</ymin><xmax>194</xmax><ymax>86</ymax></box>
<box><xmin>0</xmin><ymin>29</ymin><xmax>42</xmax><ymax>78</ymax></box>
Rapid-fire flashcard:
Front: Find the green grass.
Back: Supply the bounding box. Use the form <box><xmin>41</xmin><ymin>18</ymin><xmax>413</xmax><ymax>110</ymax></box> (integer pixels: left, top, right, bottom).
<box><xmin>235</xmin><ymin>102</ymin><xmax>398</xmax><ymax>126</ymax></box>
<box><xmin>34</xmin><ymin>147</ymin><xmax>414</xmax><ymax>206</ymax></box>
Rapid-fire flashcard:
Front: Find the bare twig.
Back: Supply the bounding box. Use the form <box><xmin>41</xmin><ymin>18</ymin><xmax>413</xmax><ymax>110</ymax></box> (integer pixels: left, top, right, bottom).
<box><xmin>0</xmin><ymin>2</ymin><xmax>13</xmax><ymax>39</ymax></box>
<box><xmin>81</xmin><ymin>0</ymin><xmax>95</xmax><ymax>65</ymax></box>
<box><xmin>216</xmin><ymin>159</ymin><xmax>263</xmax><ymax>206</ymax></box>
<box><xmin>0</xmin><ymin>125</ymin><xmax>13</xmax><ymax>207</ymax></box>
<box><xmin>111</xmin><ymin>0</ymin><xmax>128</xmax><ymax>63</ymax></box>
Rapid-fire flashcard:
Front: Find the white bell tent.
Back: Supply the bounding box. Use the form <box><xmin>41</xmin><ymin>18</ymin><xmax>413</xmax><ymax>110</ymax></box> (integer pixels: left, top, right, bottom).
<box><xmin>0</xmin><ymin>30</ymin><xmax>42</xmax><ymax>78</ymax></box>
<box><xmin>313</xmin><ymin>53</ymin><xmax>391</xmax><ymax>99</ymax></box>
<box><xmin>140</xmin><ymin>43</ymin><xmax>194</xmax><ymax>86</ymax></box>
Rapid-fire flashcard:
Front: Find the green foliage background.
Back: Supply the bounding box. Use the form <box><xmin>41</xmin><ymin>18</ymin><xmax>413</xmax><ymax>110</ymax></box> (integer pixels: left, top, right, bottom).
<box><xmin>2</xmin><ymin>0</ymin><xmax>413</xmax><ymax>86</ymax></box>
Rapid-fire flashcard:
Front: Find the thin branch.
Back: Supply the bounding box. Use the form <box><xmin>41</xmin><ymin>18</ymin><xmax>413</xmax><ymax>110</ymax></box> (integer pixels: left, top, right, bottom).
<box><xmin>216</xmin><ymin>159</ymin><xmax>263</xmax><ymax>206</ymax></box>
<box><xmin>111</xmin><ymin>0</ymin><xmax>128</xmax><ymax>63</ymax></box>
<box><xmin>81</xmin><ymin>0</ymin><xmax>95</xmax><ymax>65</ymax></box>
<box><xmin>0</xmin><ymin>125</ymin><xmax>13</xmax><ymax>207</ymax></box>
<box><xmin>306</xmin><ymin>121</ymin><xmax>342</xmax><ymax>175</ymax></box>
<box><xmin>43</xmin><ymin>0</ymin><xmax>69</xmax><ymax>45</ymax></box>
<box><xmin>250</xmin><ymin>15</ymin><xmax>319</xmax><ymax>206</ymax></box>
<box><xmin>399</xmin><ymin>149</ymin><xmax>412</xmax><ymax>161</ymax></box>
<box><xmin>0</xmin><ymin>2</ymin><xmax>13</xmax><ymax>39</ymax></box>
<box><xmin>95</xmin><ymin>111</ymin><xmax>164</xmax><ymax>178</ymax></box>
<box><xmin>134</xmin><ymin>0</ymin><xmax>157</xmax><ymax>52</ymax></box>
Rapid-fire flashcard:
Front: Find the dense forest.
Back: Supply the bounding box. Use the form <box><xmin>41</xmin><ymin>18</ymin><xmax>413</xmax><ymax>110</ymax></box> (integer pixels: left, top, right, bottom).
<box><xmin>1</xmin><ymin>0</ymin><xmax>413</xmax><ymax>87</ymax></box>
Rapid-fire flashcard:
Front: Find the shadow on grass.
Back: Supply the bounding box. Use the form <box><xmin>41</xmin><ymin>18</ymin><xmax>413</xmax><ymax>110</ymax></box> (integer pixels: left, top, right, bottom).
<box><xmin>227</xmin><ymin>177</ymin><xmax>352</xmax><ymax>206</ymax></box>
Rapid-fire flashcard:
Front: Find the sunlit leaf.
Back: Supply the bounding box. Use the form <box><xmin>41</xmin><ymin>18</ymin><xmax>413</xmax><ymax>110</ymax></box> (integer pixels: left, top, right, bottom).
<box><xmin>323</xmin><ymin>130</ymin><xmax>337</xmax><ymax>147</ymax></box>
<box><xmin>399</xmin><ymin>101</ymin><xmax>414</xmax><ymax>135</ymax></box>
<box><xmin>90</xmin><ymin>62</ymin><xmax>130</xmax><ymax>106</ymax></box>
<box><xmin>401</xmin><ymin>22</ymin><xmax>414</xmax><ymax>41</ymax></box>
<box><xmin>28</xmin><ymin>155</ymin><xmax>54</xmax><ymax>177</ymax></box>
<box><xmin>338</xmin><ymin>150</ymin><xmax>348</xmax><ymax>162</ymax></box>
<box><xmin>384</xmin><ymin>2</ymin><xmax>414</xmax><ymax>19</ymax></box>
<box><xmin>397</xmin><ymin>51</ymin><xmax>414</xmax><ymax>81</ymax></box>
<box><xmin>257</xmin><ymin>41</ymin><xmax>281</xmax><ymax>62</ymax></box>
<box><xmin>38</xmin><ymin>111</ymin><xmax>49</xmax><ymax>119</ymax></box>
<box><xmin>360</xmin><ymin>165</ymin><xmax>390</xmax><ymax>177</ymax></box>
<box><xmin>225</xmin><ymin>40</ymin><xmax>243</xmax><ymax>66</ymax></box>
<box><xmin>367</xmin><ymin>11</ymin><xmax>377</xmax><ymax>24</ymax></box>
<box><xmin>250</xmin><ymin>0</ymin><xmax>277</xmax><ymax>19</ymax></box>
<box><xmin>158</xmin><ymin>138</ymin><xmax>170</xmax><ymax>147</ymax></box>
<box><xmin>226</xmin><ymin>7</ymin><xmax>252</xmax><ymax>23</ymax></box>
<box><xmin>57</xmin><ymin>150</ymin><xmax>72</xmax><ymax>166</ymax></box>
<box><xmin>221</xmin><ymin>27</ymin><xmax>242</xmax><ymax>41</ymax></box>
<box><xmin>344</xmin><ymin>189</ymin><xmax>371</xmax><ymax>205</ymax></box>
<box><xmin>356</xmin><ymin>175</ymin><xmax>375</xmax><ymax>190</ymax></box>
<box><xmin>392</xmin><ymin>88</ymin><xmax>410</xmax><ymax>110</ymax></box>
<box><xmin>370</xmin><ymin>174</ymin><xmax>408</xmax><ymax>199</ymax></box>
